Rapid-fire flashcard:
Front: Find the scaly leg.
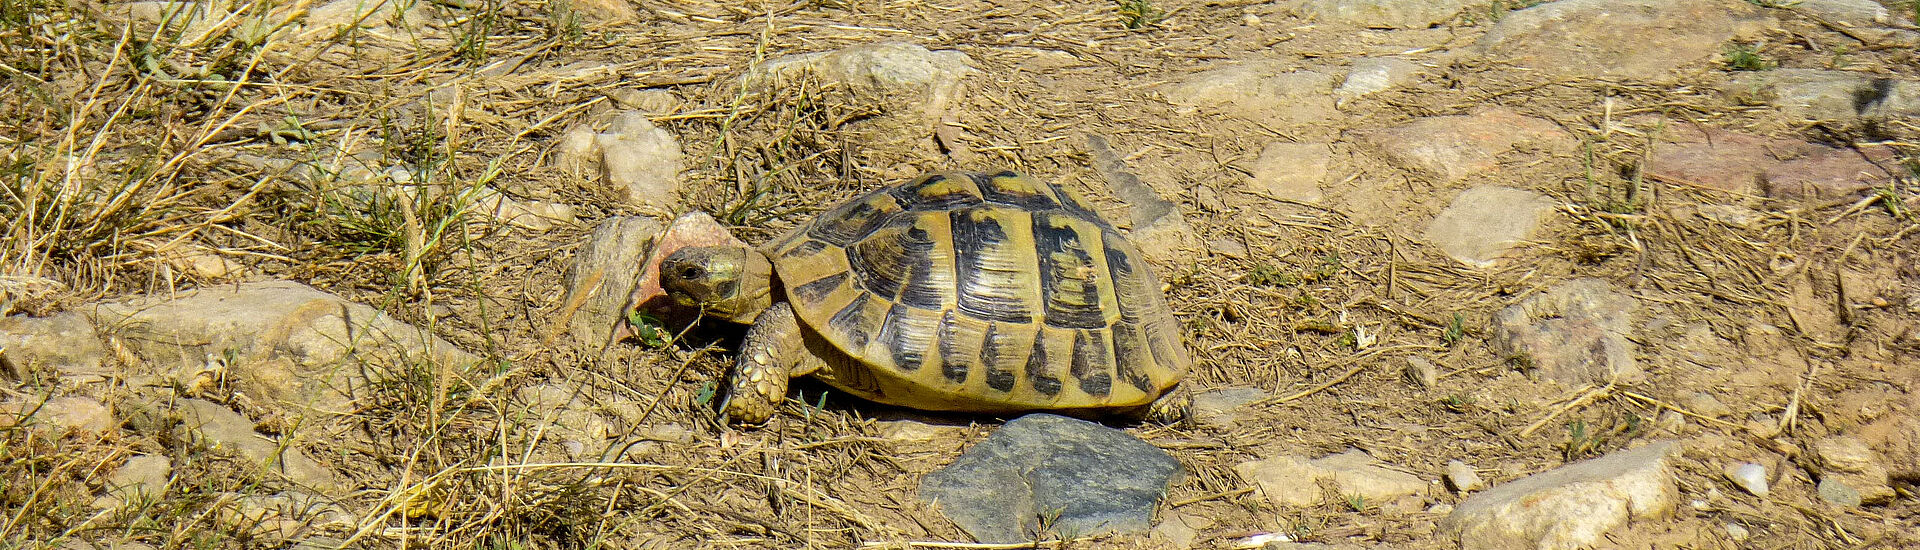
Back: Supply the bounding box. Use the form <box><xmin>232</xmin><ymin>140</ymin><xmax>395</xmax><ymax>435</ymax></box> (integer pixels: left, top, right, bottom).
<box><xmin>724</xmin><ymin>302</ymin><xmax>824</xmax><ymax>424</ymax></box>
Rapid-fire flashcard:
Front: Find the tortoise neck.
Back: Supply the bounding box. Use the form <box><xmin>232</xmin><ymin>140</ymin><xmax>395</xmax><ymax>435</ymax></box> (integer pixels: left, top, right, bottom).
<box><xmin>723</xmin><ymin>249</ymin><xmax>776</xmax><ymax>324</ymax></box>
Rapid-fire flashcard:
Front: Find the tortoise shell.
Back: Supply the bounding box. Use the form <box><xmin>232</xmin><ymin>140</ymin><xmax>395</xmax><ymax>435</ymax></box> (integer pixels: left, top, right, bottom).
<box><xmin>760</xmin><ymin>170</ymin><xmax>1189</xmax><ymax>412</ymax></box>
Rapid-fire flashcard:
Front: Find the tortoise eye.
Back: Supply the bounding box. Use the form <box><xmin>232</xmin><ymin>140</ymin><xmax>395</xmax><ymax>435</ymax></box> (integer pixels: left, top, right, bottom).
<box><xmin>679</xmin><ymin>266</ymin><xmax>704</xmax><ymax>280</ymax></box>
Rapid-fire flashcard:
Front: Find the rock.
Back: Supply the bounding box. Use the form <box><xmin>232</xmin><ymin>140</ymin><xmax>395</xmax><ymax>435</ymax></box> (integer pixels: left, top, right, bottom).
<box><xmin>221</xmin><ymin>491</ymin><xmax>354</xmax><ymax>540</ymax></box>
<box><xmin>0</xmin><ymin>275</ymin><xmax>66</xmax><ymax>316</ymax></box>
<box><xmin>556</xmin><ymin>111</ymin><xmax>684</xmax><ymax>213</ymax></box>
<box><xmin>1405</xmin><ymin>356</ymin><xmax>1441</xmax><ymax>388</ymax></box>
<box><xmin>1816</xmin><ymin>477</ymin><xmax>1863</xmax><ymax>507</ymax></box>
<box><xmin>1475</xmin><ymin>0</ymin><xmax>1766</xmax><ymax>82</ymax></box>
<box><xmin>1246</xmin><ymin>142</ymin><xmax>1332</xmax><ymax>203</ymax></box>
<box><xmin>1298</xmin><ymin>0</ymin><xmax>1475</xmax><ymax>29</ymax></box>
<box><xmin>1725</xmin><ymin>522</ymin><xmax>1751</xmax><ymax>541</ymax></box>
<box><xmin>93</xmin><ymin>280</ymin><xmax>478</xmax><ymax>412</ymax></box>
<box><xmin>114</xmin><ymin>2</ymin><xmax>228</xmax><ymax>44</ymax></box>
<box><xmin>1163</xmin><ymin>63</ymin><xmax>1340</xmax><ymax>131</ymax></box>
<box><xmin>1646</xmin><ymin>127</ymin><xmax>1783</xmax><ymax>194</ymax></box>
<box><xmin>1362</xmin><ymin>108</ymin><xmax>1574</xmax><ymax>184</ymax></box>
<box><xmin>468</xmin><ymin>187</ymin><xmax>577</xmax><ymax>231</ymax></box>
<box><xmin>1335</xmin><ymin>57</ymin><xmax>1427</xmax><ymax>107</ymax></box>
<box><xmin>1856</xmin><ymin>411</ymin><xmax>1920</xmax><ymax>479</ymax></box>
<box><xmin>1152</xmin><ymin>512</ymin><xmax>1212</xmax><ymax>549</ymax></box>
<box><xmin>1443</xmin><ymin>441</ymin><xmax>1680</xmax><ymax>550</ymax></box>
<box><xmin>609</xmin><ymin>88</ymin><xmax>681</xmax><ymax>114</ymax></box>
<box><xmin>304</xmin><ymin>0</ymin><xmax>427</xmax><ymax>34</ymax></box>
<box><xmin>1</xmin><ymin>395</ymin><xmax>115</xmax><ymax>437</ymax></box>
<box><xmin>1492</xmin><ymin>278</ymin><xmax>1641</xmax><ymax>385</ymax></box>
<box><xmin>1680</xmin><ymin>392</ymin><xmax>1733</xmax><ymax>418</ymax></box>
<box><xmin>1423</xmin><ymin>186</ymin><xmax>1556</xmax><ymax>268</ymax></box>
<box><xmin>1812</xmin><ymin>435</ymin><xmax>1895</xmax><ymax>504</ymax></box>
<box><xmin>516</xmin><ymin>384</ymin><xmax>617</xmax><ymax>459</ymax></box>
<box><xmin>1723</xmin><ymin>462</ymin><xmax>1769</xmax><ymax>497</ymax></box>
<box><xmin>562</xmin><ymin>0</ymin><xmax>640</xmax><ymax>24</ymax></box>
<box><xmin>0</xmin><ymin>312</ymin><xmax>108</xmax><ymax>378</ymax></box>
<box><xmin>1086</xmin><ymin>134</ymin><xmax>1203</xmax><ymax>265</ymax></box>
<box><xmin>1789</xmin><ymin>0</ymin><xmax>1890</xmax><ymax>28</ymax></box>
<box><xmin>562</xmin><ymin>216</ymin><xmax>664</xmax><ymax>347</ymax></box>
<box><xmin>1190</xmin><ymin>387</ymin><xmax>1271</xmax><ymax>429</ymax></box>
<box><xmin>179</xmin><ymin>399</ymin><xmax>344</xmax><ymax>491</ymax></box>
<box><xmin>919</xmin><ymin>414</ymin><xmax>1181</xmax><ymax>543</ymax></box>
<box><xmin>874</xmin><ymin>418</ymin><xmax>960</xmax><ymax>442</ymax></box>
<box><xmin>1233</xmin><ymin>449</ymin><xmax>1426</xmax><ymax>509</ymax></box>
<box><xmin>1759</xmin><ymin>146</ymin><xmax>1892</xmax><ymax>199</ymax></box>
<box><xmin>1726</xmin><ymin>70</ymin><xmax>1920</xmax><ymax>123</ymax></box>
<box><xmin>93</xmin><ymin>454</ymin><xmax>172</xmax><ymax>510</ymax></box>
<box><xmin>748</xmin><ymin>41</ymin><xmax>974</xmax><ymax>133</ymax></box>
<box><xmin>160</xmin><ymin>245</ymin><xmax>247</xmax><ymax>280</ymax></box>
<box><xmin>1446</xmin><ymin>460</ymin><xmax>1484</xmax><ymax>493</ymax></box>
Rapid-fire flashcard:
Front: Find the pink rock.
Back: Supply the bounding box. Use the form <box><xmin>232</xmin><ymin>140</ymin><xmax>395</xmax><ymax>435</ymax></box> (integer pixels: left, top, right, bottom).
<box><xmin>619</xmin><ymin>212</ymin><xmax>751</xmax><ymax>335</ymax></box>
<box><xmin>1645</xmin><ymin>128</ymin><xmax>1796</xmax><ymax>194</ymax></box>
<box><xmin>1761</xmin><ymin>148</ymin><xmax>1892</xmax><ymax>199</ymax></box>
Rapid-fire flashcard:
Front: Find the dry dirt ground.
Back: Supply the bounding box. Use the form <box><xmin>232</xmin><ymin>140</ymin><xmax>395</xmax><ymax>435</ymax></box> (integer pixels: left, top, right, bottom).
<box><xmin>3</xmin><ymin>0</ymin><xmax>1919</xmax><ymax>549</ymax></box>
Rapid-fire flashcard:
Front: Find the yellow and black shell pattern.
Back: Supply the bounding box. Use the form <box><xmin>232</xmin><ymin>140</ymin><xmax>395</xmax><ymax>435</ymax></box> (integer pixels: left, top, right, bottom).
<box><xmin>761</xmin><ymin>170</ymin><xmax>1190</xmax><ymax>412</ymax></box>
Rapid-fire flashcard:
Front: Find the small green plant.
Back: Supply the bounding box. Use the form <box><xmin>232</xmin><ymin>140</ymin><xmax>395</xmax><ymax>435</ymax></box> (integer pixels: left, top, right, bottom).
<box><xmin>1245</xmin><ymin>262</ymin><xmax>1297</xmax><ymax>287</ymax></box>
<box><xmin>455</xmin><ymin>2</ymin><xmax>501</xmax><ymax>65</ymax></box>
<box><xmin>625</xmin><ymin>310</ymin><xmax>671</xmax><ymax>348</ymax></box>
<box><xmin>1343</xmin><ymin>493</ymin><xmax>1370</xmax><ymax>512</ymax></box>
<box><xmin>1115</xmin><ymin>0</ymin><xmax>1165</xmax><ymax>29</ymax></box>
<box><xmin>1723</xmin><ymin>43</ymin><xmax>1773</xmax><ymax>71</ymax></box>
<box><xmin>693</xmin><ymin>380</ymin><xmax>719</xmax><ymax>408</ymax></box>
<box><xmin>1439</xmin><ymin>395</ymin><xmax>1475</xmax><ymax>413</ymax></box>
<box><xmin>1442</xmin><ymin>313</ymin><xmax>1466</xmax><ymax>346</ymax></box>
<box><xmin>1877</xmin><ymin>183</ymin><xmax>1912</xmax><ymax>221</ymax></box>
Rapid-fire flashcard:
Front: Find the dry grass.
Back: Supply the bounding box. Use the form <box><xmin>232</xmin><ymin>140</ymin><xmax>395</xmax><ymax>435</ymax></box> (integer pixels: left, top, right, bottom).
<box><xmin>2</xmin><ymin>0</ymin><xmax>1918</xmax><ymax>549</ymax></box>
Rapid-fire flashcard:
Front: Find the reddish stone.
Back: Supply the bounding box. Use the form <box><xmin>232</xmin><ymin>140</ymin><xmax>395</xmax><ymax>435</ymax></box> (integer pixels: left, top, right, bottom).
<box><xmin>1762</xmin><ymin>148</ymin><xmax>1893</xmax><ymax>199</ymax></box>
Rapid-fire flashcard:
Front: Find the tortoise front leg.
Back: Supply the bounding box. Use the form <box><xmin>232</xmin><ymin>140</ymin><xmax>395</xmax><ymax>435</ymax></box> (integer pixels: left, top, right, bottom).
<box><xmin>724</xmin><ymin>302</ymin><xmax>824</xmax><ymax>424</ymax></box>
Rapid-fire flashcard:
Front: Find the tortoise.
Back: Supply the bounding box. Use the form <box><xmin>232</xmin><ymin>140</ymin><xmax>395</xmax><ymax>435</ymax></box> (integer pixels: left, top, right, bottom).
<box><xmin>660</xmin><ymin>170</ymin><xmax>1191</xmax><ymax>423</ymax></box>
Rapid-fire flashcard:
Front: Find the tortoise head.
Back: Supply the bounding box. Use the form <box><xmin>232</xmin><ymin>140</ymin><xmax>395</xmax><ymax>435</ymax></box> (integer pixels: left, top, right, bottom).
<box><xmin>660</xmin><ymin>246</ymin><xmax>775</xmax><ymax>323</ymax></box>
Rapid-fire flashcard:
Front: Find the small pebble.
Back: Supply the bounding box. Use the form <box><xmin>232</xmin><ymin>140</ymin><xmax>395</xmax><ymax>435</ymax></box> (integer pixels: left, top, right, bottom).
<box><xmin>1723</xmin><ymin>462</ymin><xmax>1769</xmax><ymax>497</ymax></box>
<box><xmin>1445</xmin><ymin>460</ymin><xmax>1484</xmax><ymax>492</ymax></box>
<box><xmin>1817</xmin><ymin>477</ymin><xmax>1862</xmax><ymax>507</ymax></box>
<box><xmin>1724</xmin><ymin>523</ymin><xmax>1750</xmax><ymax>541</ymax></box>
<box><xmin>1404</xmin><ymin>356</ymin><xmax>1440</xmax><ymax>388</ymax></box>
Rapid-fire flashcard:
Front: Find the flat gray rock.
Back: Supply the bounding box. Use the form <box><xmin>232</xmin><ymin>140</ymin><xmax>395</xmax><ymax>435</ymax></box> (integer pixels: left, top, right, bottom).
<box><xmin>1246</xmin><ymin>142</ymin><xmax>1332</xmax><ymax>203</ymax></box>
<box><xmin>1423</xmin><ymin>186</ymin><xmax>1555</xmax><ymax>268</ymax></box>
<box><xmin>920</xmin><ymin>414</ymin><xmax>1181</xmax><ymax>543</ymax></box>
<box><xmin>1362</xmin><ymin>108</ymin><xmax>1573</xmax><ymax>184</ymax></box>
<box><xmin>748</xmin><ymin>41</ymin><xmax>974</xmax><ymax>131</ymax></box>
<box><xmin>1444</xmin><ymin>441</ymin><xmax>1679</xmax><ymax>550</ymax></box>
<box><xmin>1789</xmin><ymin>0</ymin><xmax>1891</xmax><ymax>28</ymax></box>
<box><xmin>1298</xmin><ymin>0</ymin><xmax>1474</xmax><ymax>29</ymax></box>
<box><xmin>1336</xmin><ymin>57</ymin><xmax>1427</xmax><ymax>107</ymax></box>
<box><xmin>0</xmin><ymin>311</ymin><xmax>108</xmax><ymax>378</ymax></box>
<box><xmin>1476</xmin><ymin>0</ymin><xmax>1766</xmax><ymax>82</ymax></box>
<box><xmin>1233</xmin><ymin>448</ymin><xmax>1426</xmax><ymax>508</ymax></box>
<box><xmin>1726</xmin><ymin>69</ymin><xmax>1920</xmax><ymax>123</ymax></box>
<box><xmin>93</xmin><ymin>280</ymin><xmax>478</xmax><ymax>412</ymax></box>
<box><xmin>1163</xmin><ymin>63</ymin><xmax>1339</xmax><ymax>132</ymax></box>
<box><xmin>562</xmin><ymin>216</ymin><xmax>664</xmax><ymax>347</ymax></box>
<box><xmin>180</xmin><ymin>399</ymin><xmax>344</xmax><ymax>491</ymax></box>
<box><xmin>1492</xmin><ymin>278</ymin><xmax>1641</xmax><ymax>385</ymax></box>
